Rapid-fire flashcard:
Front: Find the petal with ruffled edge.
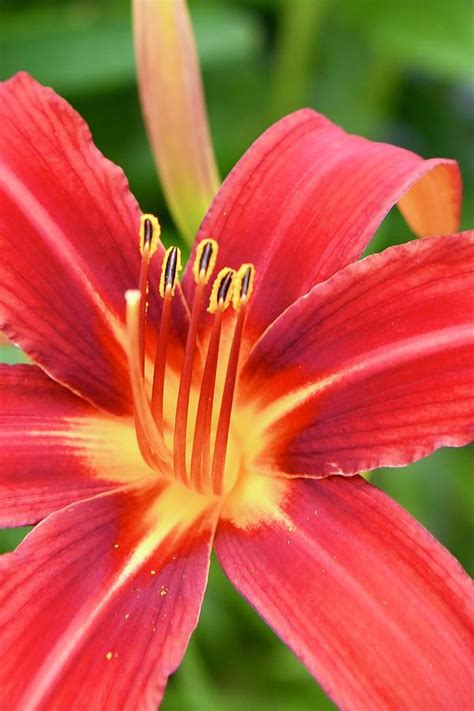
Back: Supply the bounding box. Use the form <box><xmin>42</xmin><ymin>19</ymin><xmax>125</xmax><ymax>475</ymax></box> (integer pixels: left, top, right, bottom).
<box><xmin>0</xmin><ymin>479</ymin><xmax>217</xmax><ymax>710</ymax></box>
<box><xmin>0</xmin><ymin>72</ymin><xmax>188</xmax><ymax>415</ymax></box>
<box><xmin>217</xmin><ymin>474</ymin><xmax>474</xmax><ymax>710</ymax></box>
<box><xmin>239</xmin><ymin>233</ymin><xmax>474</xmax><ymax>477</ymax></box>
<box><xmin>0</xmin><ymin>364</ymin><xmax>152</xmax><ymax>527</ymax></box>
<box><xmin>184</xmin><ymin>108</ymin><xmax>461</xmax><ymax>338</ymax></box>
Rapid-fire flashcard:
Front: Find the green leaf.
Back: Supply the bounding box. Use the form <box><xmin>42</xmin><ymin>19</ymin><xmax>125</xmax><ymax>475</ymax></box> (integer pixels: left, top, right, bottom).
<box><xmin>0</xmin><ymin>5</ymin><xmax>135</xmax><ymax>93</ymax></box>
<box><xmin>0</xmin><ymin>3</ymin><xmax>263</xmax><ymax>93</ymax></box>
<box><xmin>0</xmin><ymin>527</ymin><xmax>32</xmax><ymax>553</ymax></box>
<box><xmin>0</xmin><ymin>344</ymin><xmax>29</xmax><ymax>365</ymax></box>
<box><xmin>340</xmin><ymin>0</ymin><xmax>474</xmax><ymax>82</ymax></box>
<box><xmin>192</xmin><ymin>4</ymin><xmax>263</xmax><ymax>69</ymax></box>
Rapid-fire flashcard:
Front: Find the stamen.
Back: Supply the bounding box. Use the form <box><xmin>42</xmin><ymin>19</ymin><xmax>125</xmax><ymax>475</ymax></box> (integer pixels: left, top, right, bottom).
<box><xmin>232</xmin><ymin>263</ymin><xmax>255</xmax><ymax>309</ymax></box>
<box><xmin>212</xmin><ymin>265</ymin><xmax>255</xmax><ymax>494</ymax></box>
<box><xmin>125</xmin><ymin>290</ymin><xmax>171</xmax><ymax>470</ymax></box>
<box><xmin>208</xmin><ymin>267</ymin><xmax>234</xmax><ymax>313</ymax></box>
<box><xmin>159</xmin><ymin>245</ymin><xmax>182</xmax><ymax>298</ymax></box>
<box><xmin>152</xmin><ymin>247</ymin><xmax>182</xmax><ymax>434</ymax></box>
<box><xmin>138</xmin><ymin>214</ymin><xmax>161</xmax><ymax>371</ymax></box>
<box><xmin>190</xmin><ymin>268</ymin><xmax>235</xmax><ymax>492</ymax></box>
<box><xmin>139</xmin><ymin>213</ymin><xmax>160</xmax><ymax>257</ymax></box>
<box><xmin>193</xmin><ymin>238</ymin><xmax>218</xmax><ymax>284</ymax></box>
<box><xmin>173</xmin><ymin>239</ymin><xmax>219</xmax><ymax>484</ymax></box>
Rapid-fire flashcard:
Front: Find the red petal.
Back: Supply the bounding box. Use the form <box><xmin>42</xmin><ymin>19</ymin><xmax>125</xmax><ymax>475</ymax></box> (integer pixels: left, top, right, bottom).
<box><xmin>216</xmin><ymin>475</ymin><xmax>474</xmax><ymax>710</ymax></box>
<box><xmin>0</xmin><ymin>73</ymin><xmax>188</xmax><ymax>414</ymax></box>
<box><xmin>0</xmin><ymin>364</ymin><xmax>151</xmax><ymax>526</ymax></box>
<box><xmin>183</xmin><ymin>109</ymin><xmax>461</xmax><ymax>337</ymax></box>
<box><xmin>242</xmin><ymin>232</ymin><xmax>474</xmax><ymax>477</ymax></box>
<box><xmin>0</xmin><ymin>480</ymin><xmax>217</xmax><ymax>709</ymax></box>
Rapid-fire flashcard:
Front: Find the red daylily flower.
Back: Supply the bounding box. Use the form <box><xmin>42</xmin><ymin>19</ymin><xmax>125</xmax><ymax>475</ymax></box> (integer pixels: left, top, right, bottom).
<box><xmin>0</xmin><ymin>72</ymin><xmax>473</xmax><ymax>710</ymax></box>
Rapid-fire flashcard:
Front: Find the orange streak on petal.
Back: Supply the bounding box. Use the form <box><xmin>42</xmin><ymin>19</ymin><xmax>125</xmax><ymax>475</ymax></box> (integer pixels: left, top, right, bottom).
<box><xmin>398</xmin><ymin>162</ymin><xmax>462</xmax><ymax>236</ymax></box>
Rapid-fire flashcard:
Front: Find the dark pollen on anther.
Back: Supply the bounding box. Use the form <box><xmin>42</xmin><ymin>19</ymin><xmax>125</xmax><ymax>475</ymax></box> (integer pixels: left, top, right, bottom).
<box><xmin>240</xmin><ymin>267</ymin><xmax>252</xmax><ymax>298</ymax></box>
<box><xmin>217</xmin><ymin>271</ymin><xmax>234</xmax><ymax>303</ymax></box>
<box><xmin>143</xmin><ymin>217</ymin><xmax>153</xmax><ymax>246</ymax></box>
<box><xmin>199</xmin><ymin>242</ymin><xmax>214</xmax><ymax>274</ymax></box>
<box><xmin>164</xmin><ymin>247</ymin><xmax>179</xmax><ymax>288</ymax></box>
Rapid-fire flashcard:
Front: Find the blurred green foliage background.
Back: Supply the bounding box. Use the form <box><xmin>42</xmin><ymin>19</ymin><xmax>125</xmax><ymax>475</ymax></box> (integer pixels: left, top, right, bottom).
<box><xmin>0</xmin><ymin>0</ymin><xmax>473</xmax><ymax>709</ymax></box>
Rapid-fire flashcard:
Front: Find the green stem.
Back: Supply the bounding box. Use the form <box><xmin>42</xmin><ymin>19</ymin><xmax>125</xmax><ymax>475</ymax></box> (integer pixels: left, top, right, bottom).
<box><xmin>270</xmin><ymin>0</ymin><xmax>330</xmax><ymax>120</ymax></box>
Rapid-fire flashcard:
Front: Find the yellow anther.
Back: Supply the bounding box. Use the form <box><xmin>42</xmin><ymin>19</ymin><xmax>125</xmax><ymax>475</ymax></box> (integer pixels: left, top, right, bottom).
<box><xmin>139</xmin><ymin>214</ymin><xmax>161</xmax><ymax>257</ymax></box>
<box><xmin>208</xmin><ymin>268</ymin><xmax>235</xmax><ymax>313</ymax></box>
<box><xmin>232</xmin><ymin>263</ymin><xmax>256</xmax><ymax>310</ymax></box>
<box><xmin>192</xmin><ymin>238</ymin><xmax>218</xmax><ymax>284</ymax></box>
<box><xmin>159</xmin><ymin>246</ymin><xmax>182</xmax><ymax>298</ymax></box>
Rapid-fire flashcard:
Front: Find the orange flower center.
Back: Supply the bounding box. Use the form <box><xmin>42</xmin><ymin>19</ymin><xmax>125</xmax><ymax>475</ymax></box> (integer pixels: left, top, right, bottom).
<box><xmin>125</xmin><ymin>214</ymin><xmax>256</xmax><ymax>499</ymax></box>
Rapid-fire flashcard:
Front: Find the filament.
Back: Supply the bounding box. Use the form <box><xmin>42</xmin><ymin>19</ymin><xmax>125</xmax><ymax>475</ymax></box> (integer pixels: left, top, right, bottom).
<box><xmin>190</xmin><ymin>268</ymin><xmax>234</xmax><ymax>491</ymax></box>
<box><xmin>211</xmin><ymin>308</ymin><xmax>245</xmax><ymax>494</ymax></box>
<box><xmin>151</xmin><ymin>287</ymin><xmax>172</xmax><ymax>435</ymax></box>
<box><xmin>137</xmin><ymin>215</ymin><xmax>160</xmax><ymax>372</ymax></box>
<box><xmin>151</xmin><ymin>247</ymin><xmax>181</xmax><ymax>434</ymax></box>
<box><xmin>137</xmin><ymin>248</ymin><xmax>150</xmax><ymax>372</ymax></box>
<box><xmin>190</xmin><ymin>309</ymin><xmax>223</xmax><ymax>491</ymax></box>
<box><xmin>173</xmin><ymin>281</ymin><xmax>205</xmax><ymax>484</ymax></box>
<box><xmin>212</xmin><ymin>265</ymin><xmax>254</xmax><ymax>494</ymax></box>
<box><xmin>173</xmin><ymin>239</ymin><xmax>219</xmax><ymax>484</ymax></box>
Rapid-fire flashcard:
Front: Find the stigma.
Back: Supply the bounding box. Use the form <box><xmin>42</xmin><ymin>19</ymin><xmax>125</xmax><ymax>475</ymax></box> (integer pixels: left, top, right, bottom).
<box><xmin>125</xmin><ymin>219</ymin><xmax>255</xmax><ymax>497</ymax></box>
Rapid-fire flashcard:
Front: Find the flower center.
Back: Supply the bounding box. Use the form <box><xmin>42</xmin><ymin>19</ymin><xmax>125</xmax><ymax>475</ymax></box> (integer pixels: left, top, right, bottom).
<box><xmin>125</xmin><ymin>214</ymin><xmax>255</xmax><ymax>498</ymax></box>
